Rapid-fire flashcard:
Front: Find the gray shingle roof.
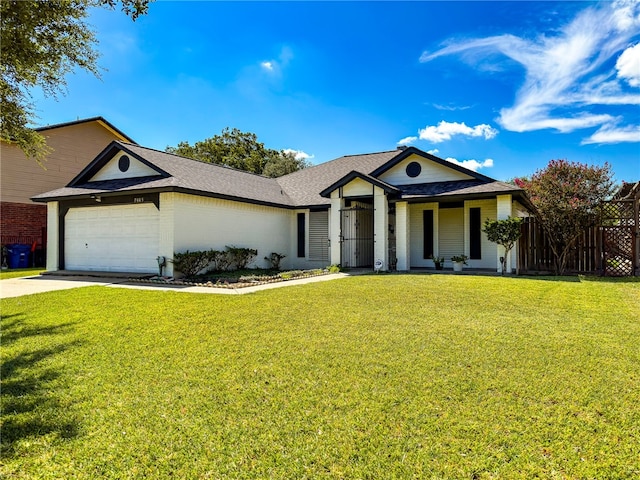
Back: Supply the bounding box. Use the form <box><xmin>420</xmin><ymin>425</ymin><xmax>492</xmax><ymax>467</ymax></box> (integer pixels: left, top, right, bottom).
<box><xmin>33</xmin><ymin>142</ymin><xmax>527</xmax><ymax>208</ymax></box>
<box><xmin>276</xmin><ymin>150</ymin><xmax>401</xmax><ymax>206</ymax></box>
<box><xmin>399</xmin><ymin>180</ymin><xmax>521</xmax><ymax>199</ymax></box>
<box><xmin>33</xmin><ymin>142</ymin><xmax>295</xmax><ymax>207</ymax></box>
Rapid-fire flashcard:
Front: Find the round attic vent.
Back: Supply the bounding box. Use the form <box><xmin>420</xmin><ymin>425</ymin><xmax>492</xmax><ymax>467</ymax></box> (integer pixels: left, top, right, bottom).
<box><xmin>118</xmin><ymin>155</ymin><xmax>130</xmax><ymax>172</ymax></box>
<box><xmin>406</xmin><ymin>161</ymin><xmax>421</xmax><ymax>178</ymax></box>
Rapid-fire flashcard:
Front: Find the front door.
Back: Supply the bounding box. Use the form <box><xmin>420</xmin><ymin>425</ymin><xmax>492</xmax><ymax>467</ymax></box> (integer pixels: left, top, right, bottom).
<box><xmin>340</xmin><ymin>204</ymin><xmax>374</xmax><ymax>268</ymax></box>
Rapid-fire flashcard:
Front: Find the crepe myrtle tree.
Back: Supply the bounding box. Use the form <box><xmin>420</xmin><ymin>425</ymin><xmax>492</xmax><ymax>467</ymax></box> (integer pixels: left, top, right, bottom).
<box><xmin>483</xmin><ymin>217</ymin><xmax>523</xmax><ymax>275</ymax></box>
<box><xmin>516</xmin><ymin>160</ymin><xmax>615</xmax><ymax>275</ymax></box>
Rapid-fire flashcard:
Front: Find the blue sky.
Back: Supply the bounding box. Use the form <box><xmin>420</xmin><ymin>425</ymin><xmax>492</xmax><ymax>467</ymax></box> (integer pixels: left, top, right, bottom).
<box><xmin>32</xmin><ymin>1</ymin><xmax>640</xmax><ymax>183</ymax></box>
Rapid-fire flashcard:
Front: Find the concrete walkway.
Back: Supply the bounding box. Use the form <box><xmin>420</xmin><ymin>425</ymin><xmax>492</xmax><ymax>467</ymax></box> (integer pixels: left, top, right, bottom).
<box><xmin>0</xmin><ymin>272</ymin><xmax>351</xmax><ymax>299</ymax></box>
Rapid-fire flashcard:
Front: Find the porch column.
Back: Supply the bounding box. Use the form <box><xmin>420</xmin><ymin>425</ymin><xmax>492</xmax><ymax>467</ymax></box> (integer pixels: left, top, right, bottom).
<box><xmin>496</xmin><ymin>194</ymin><xmax>513</xmax><ymax>273</ymax></box>
<box><xmin>329</xmin><ymin>191</ymin><xmax>343</xmax><ymax>266</ymax></box>
<box><xmin>159</xmin><ymin>192</ymin><xmax>176</xmax><ymax>276</ymax></box>
<box><xmin>374</xmin><ymin>186</ymin><xmax>388</xmax><ymax>270</ymax></box>
<box><xmin>396</xmin><ymin>201</ymin><xmax>410</xmax><ymax>271</ymax></box>
<box><xmin>46</xmin><ymin>201</ymin><xmax>59</xmax><ymax>272</ymax></box>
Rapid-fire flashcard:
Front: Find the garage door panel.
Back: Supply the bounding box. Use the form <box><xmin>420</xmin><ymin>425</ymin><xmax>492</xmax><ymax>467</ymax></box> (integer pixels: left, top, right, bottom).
<box><xmin>65</xmin><ymin>204</ymin><xmax>160</xmax><ymax>273</ymax></box>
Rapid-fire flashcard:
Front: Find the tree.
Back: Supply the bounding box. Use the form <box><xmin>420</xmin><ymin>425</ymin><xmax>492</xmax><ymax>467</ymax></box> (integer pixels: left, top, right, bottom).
<box><xmin>515</xmin><ymin>159</ymin><xmax>615</xmax><ymax>275</ymax></box>
<box><xmin>166</xmin><ymin>128</ymin><xmax>309</xmax><ymax>177</ymax></box>
<box><xmin>482</xmin><ymin>217</ymin><xmax>523</xmax><ymax>275</ymax></box>
<box><xmin>0</xmin><ymin>0</ymin><xmax>151</xmax><ymax>162</ymax></box>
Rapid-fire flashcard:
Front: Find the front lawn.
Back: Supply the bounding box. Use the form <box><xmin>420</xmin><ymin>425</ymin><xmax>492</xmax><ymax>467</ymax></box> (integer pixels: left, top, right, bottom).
<box><xmin>1</xmin><ymin>275</ymin><xmax>639</xmax><ymax>478</ymax></box>
<box><xmin>0</xmin><ymin>268</ymin><xmax>44</xmax><ymax>280</ymax></box>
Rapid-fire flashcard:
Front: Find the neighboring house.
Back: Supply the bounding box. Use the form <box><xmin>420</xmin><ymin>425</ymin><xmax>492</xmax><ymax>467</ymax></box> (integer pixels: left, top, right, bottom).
<box><xmin>1</xmin><ymin>117</ymin><xmax>134</xmax><ymax>263</ymax></box>
<box><xmin>33</xmin><ymin>142</ymin><xmax>531</xmax><ymax>275</ymax></box>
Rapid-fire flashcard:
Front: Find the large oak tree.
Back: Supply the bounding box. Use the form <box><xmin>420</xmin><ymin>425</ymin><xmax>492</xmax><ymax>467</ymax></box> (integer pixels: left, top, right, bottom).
<box><xmin>166</xmin><ymin>128</ymin><xmax>309</xmax><ymax>178</ymax></box>
<box><xmin>0</xmin><ymin>0</ymin><xmax>150</xmax><ymax>161</ymax></box>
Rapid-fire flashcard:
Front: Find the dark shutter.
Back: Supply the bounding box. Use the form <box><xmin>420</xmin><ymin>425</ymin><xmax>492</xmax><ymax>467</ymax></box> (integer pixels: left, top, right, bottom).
<box><xmin>297</xmin><ymin>213</ymin><xmax>305</xmax><ymax>258</ymax></box>
<box><xmin>470</xmin><ymin>207</ymin><xmax>481</xmax><ymax>259</ymax></box>
<box><xmin>423</xmin><ymin>210</ymin><xmax>434</xmax><ymax>259</ymax></box>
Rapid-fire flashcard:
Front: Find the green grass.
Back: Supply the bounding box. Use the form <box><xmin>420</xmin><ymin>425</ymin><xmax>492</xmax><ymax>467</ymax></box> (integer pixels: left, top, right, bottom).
<box><xmin>0</xmin><ymin>268</ymin><xmax>44</xmax><ymax>280</ymax></box>
<box><xmin>1</xmin><ymin>275</ymin><xmax>639</xmax><ymax>479</ymax></box>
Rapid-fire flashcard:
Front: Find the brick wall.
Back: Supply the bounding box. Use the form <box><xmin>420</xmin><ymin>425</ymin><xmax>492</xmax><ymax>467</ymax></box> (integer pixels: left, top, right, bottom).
<box><xmin>1</xmin><ymin>202</ymin><xmax>47</xmax><ymax>247</ymax></box>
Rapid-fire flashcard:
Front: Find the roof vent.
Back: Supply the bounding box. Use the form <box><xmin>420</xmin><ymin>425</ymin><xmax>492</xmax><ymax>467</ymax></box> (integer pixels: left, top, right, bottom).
<box><xmin>397</xmin><ymin>145</ymin><xmax>408</xmax><ymax>151</ymax></box>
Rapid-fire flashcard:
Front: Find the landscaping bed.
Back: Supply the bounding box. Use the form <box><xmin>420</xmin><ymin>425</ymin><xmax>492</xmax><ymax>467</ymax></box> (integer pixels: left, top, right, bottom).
<box><xmin>130</xmin><ymin>267</ymin><xmax>337</xmax><ymax>289</ymax></box>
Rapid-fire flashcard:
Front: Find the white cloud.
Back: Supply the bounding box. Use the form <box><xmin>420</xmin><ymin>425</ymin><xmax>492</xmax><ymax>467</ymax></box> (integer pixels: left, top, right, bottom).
<box><xmin>427</xmin><ymin>148</ymin><xmax>440</xmax><ymax>155</ymax></box>
<box><xmin>397</xmin><ymin>136</ymin><xmax>417</xmax><ymax>146</ymax></box>
<box><xmin>420</xmin><ymin>1</ymin><xmax>640</xmax><ymax>141</ymax></box>
<box><xmin>260</xmin><ymin>46</ymin><xmax>294</xmax><ymax>75</ymax></box>
<box><xmin>582</xmin><ymin>123</ymin><xmax>640</xmax><ymax>144</ymax></box>
<box><xmin>433</xmin><ymin>103</ymin><xmax>472</xmax><ymax>111</ymax></box>
<box><xmin>616</xmin><ymin>43</ymin><xmax>640</xmax><ymax>86</ymax></box>
<box><xmin>418</xmin><ymin>121</ymin><xmax>498</xmax><ymax>143</ymax></box>
<box><xmin>445</xmin><ymin>157</ymin><xmax>494</xmax><ymax>171</ymax></box>
<box><xmin>283</xmin><ymin>148</ymin><xmax>314</xmax><ymax>161</ymax></box>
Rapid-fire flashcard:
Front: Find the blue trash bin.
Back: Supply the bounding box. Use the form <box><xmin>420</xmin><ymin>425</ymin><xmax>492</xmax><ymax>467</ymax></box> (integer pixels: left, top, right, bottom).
<box><xmin>7</xmin><ymin>244</ymin><xmax>31</xmax><ymax>269</ymax></box>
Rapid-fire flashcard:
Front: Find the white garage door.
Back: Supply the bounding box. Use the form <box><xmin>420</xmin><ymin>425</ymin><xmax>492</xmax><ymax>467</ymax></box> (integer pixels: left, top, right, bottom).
<box><xmin>65</xmin><ymin>204</ymin><xmax>160</xmax><ymax>273</ymax></box>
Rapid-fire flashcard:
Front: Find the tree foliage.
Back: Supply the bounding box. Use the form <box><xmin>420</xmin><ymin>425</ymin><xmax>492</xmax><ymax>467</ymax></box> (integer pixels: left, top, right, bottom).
<box><xmin>0</xmin><ymin>0</ymin><xmax>150</xmax><ymax>161</ymax></box>
<box><xmin>166</xmin><ymin>128</ymin><xmax>309</xmax><ymax>177</ymax></box>
<box><xmin>482</xmin><ymin>217</ymin><xmax>523</xmax><ymax>275</ymax></box>
<box><xmin>515</xmin><ymin>159</ymin><xmax>615</xmax><ymax>275</ymax></box>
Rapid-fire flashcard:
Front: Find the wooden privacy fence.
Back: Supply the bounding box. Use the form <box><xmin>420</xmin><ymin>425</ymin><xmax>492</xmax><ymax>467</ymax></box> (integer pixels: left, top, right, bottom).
<box><xmin>518</xmin><ymin>197</ymin><xmax>639</xmax><ymax>277</ymax></box>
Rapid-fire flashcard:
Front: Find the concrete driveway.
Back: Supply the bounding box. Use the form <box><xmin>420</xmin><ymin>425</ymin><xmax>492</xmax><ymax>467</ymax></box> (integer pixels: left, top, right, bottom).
<box><xmin>1</xmin><ymin>272</ymin><xmax>350</xmax><ymax>299</ymax></box>
<box><xmin>0</xmin><ymin>275</ymin><xmax>119</xmax><ymax>299</ymax></box>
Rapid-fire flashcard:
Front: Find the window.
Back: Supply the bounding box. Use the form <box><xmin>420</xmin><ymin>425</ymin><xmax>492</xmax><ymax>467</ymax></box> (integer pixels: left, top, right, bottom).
<box><xmin>309</xmin><ymin>211</ymin><xmax>329</xmax><ymax>261</ymax></box>
<box><xmin>406</xmin><ymin>161</ymin><xmax>422</xmax><ymax>178</ymax></box>
<box><xmin>470</xmin><ymin>207</ymin><xmax>481</xmax><ymax>259</ymax></box>
<box><xmin>118</xmin><ymin>155</ymin><xmax>130</xmax><ymax>172</ymax></box>
<box><xmin>423</xmin><ymin>210</ymin><xmax>434</xmax><ymax>259</ymax></box>
<box><xmin>297</xmin><ymin>213</ymin><xmax>305</xmax><ymax>258</ymax></box>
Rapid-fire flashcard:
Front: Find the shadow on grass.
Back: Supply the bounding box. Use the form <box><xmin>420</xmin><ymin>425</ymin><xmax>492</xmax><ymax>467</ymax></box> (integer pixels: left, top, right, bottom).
<box><xmin>1</xmin><ymin>313</ymin><xmax>77</xmax><ymax>347</ymax></box>
<box><xmin>1</xmin><ymin>314</ymin><xmax>82</xmax><ymax>458</ymax></box>
<box><xmin>511</xmin><ymin>274</ymin><xmax>583</xmax><ymax>283</ymax></box>
<box><xmin>578</xmin><ymin>275</ymin><xmax>640</xmax><ymax>283</ymax></box>
<box><xmin>507</xmin><ymin>274</ymin><xmax>639</xmax><ymax>283</ymax></box>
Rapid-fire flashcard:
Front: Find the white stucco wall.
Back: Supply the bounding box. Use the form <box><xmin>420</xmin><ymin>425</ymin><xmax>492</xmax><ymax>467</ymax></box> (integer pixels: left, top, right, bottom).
<box><xmin>496</xmin><ymin>194</ymin><xmax>514</xmax><ymax>272</ymax></box>
<box><xmin>46</xmin><ymin>201</ymin><xmax>59</xmax><ymax>272</ymax></box>
<box><xmin>329</xmin><ymin>192</ymin><xmax>342</xmax><ymax>266</ymax></box>
<box><xmin>409</xmin><ymin>203</ymin><xmax>439</xmax><ymax>268</ymax></box>
<box><xmin>464</xmin><ymin>199</ymin><xmax>498</xmax><ymax>270</ymax></box>
<box><xmin>373</xmin><ymin>186</ymin><xmax>388</xmax><ymax>269</ymax></box>
<box><xmin>395</xmin><ymin>202</ymin><xmax>410</xmax><ymax>271</ymax></box>
<box><xmin>409</xmin><ymin>199</ymin><xmax>502</xmax><ymax>269</ymax></box>
<box><xmin>171</xmin><ymin>193</ymin><xmax>296</xmax><ymax>271</ymax></box>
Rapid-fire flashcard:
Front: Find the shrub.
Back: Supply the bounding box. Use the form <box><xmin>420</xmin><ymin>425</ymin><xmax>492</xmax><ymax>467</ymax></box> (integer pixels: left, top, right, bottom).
<box><xmin>328</xmin><ymin>264</ymin><xmax>340</xmax><ymax>273</ymax></box>
<box><xmin>265</xmin><ymin>252</ymin><xmax>286</xmax><ymax>270</ymax></box>
<box><xmin>211</xmin><ymin>250</ymin><xmax>233</xmax><ymax>271</ymax></box>
<box><xmin>225</xmin><ymin>246</ymin><xmax>258</xmax><ymax>270</ymax></box>
<box><xmin>172</xmin><ymin>250</ymin><xmax>217</xmax><ymax>277</ymax></box>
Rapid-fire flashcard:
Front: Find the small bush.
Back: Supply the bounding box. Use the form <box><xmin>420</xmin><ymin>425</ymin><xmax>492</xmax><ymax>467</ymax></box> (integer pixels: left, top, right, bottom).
<box><xmin>173</xmin><ymin>250</ymin><xmax>217</xmax><ymax>277</ymax></box>
<box><xmin>211</xmin><ymin>250</ymin><xmax>233</xmax><ymax>271</ymax></box>
<box><xmin>265</xmin><ymin>252</ymin><xmax>286</xmax><ymax>270</ymax></box>
<box><xmin>226</xmin><ymin>246</ymin><xmax>258</xmax><ymax>270</ymax></box>
<box><xmin>328</xmin><ymin>264</ymin><xmax>340</xmax><ymax>273</ymax></box>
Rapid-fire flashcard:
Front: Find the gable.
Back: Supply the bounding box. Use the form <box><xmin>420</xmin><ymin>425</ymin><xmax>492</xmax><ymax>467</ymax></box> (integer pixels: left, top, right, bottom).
<box><xmin>89</xmin><ymin>150</ymin><xmax>161</xmax><ymax>181</ymax></box>
<box><xmin>342</xmin><ymin>177</ymin><xmax>377</xmax><ymax>197</ymax></box>
<box><xmin>378</xmin><ymin>153</ymin><xmax>474</xmax><ymax>185</ymax></box>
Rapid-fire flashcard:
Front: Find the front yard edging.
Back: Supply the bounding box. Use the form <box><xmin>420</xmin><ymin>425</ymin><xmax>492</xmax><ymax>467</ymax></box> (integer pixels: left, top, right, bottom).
<box><xmin>129</xmin><ymin>268</ymin><xmax>332</xmax><ymax>289</ymax></box>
